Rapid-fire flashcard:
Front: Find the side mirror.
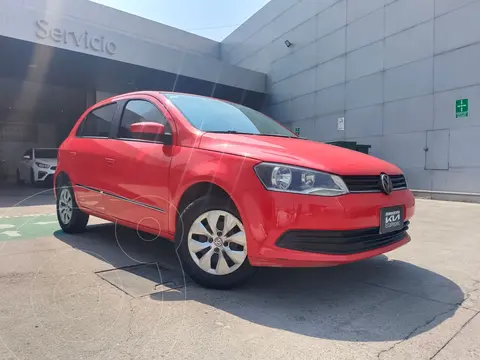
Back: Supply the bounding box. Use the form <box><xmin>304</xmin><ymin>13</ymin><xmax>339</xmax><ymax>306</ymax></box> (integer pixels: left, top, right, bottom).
<box><xmin>130</xmin><ymin>122</ymin><xmax>165</xmax><ymax>140</ymax></box>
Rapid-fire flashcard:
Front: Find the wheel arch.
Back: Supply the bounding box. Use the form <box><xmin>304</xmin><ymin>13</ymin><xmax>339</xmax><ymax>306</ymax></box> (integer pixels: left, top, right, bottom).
<box><xmin>173</xmin><ymin>181</ymin><xmax>236</xmax><ymax>234</ymax></box>
<box><xmin>54</xmin><ymin>171</ymin><xmax>70</xmax><ymax>198</ymax></box>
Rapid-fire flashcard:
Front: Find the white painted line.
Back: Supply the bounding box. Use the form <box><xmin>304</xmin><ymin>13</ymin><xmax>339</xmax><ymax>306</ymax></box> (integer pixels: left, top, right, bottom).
<box><xmin>0</xmin><ymin>224</ymin><xmax>15</xmax><ymax>229</ymax></box>
<box><xmin>34</xmin><ymin>221</ymin><xmax>58</xmax><ymax>225</ymax></box>
<box><xmin>0</xmin><ymin>213</ymin><xmax>55</xmax><ymax>219</ymax></box>
<box><xmin>0</xmin><ymin>231</ymin><xmax>21</xmax><ymax>237</ymax></box>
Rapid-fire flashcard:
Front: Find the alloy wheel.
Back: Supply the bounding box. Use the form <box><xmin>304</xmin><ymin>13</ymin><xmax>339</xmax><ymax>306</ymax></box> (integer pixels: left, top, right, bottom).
<box><xmin>59</xmin><ymin>188</ymin><xmax>73</xmax><ymax>225</ymax></box>
<box><xmin>187</xmin><ymin>210</ymin><xmax>247</xmax><ymax>276</ymax></box>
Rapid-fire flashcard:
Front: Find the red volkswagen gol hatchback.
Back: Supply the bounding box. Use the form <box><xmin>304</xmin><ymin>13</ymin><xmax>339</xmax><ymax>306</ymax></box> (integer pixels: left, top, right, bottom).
<box><xmin>55</xmin><ymin>91</ymin><xmax>415</xmax><ymax>289</ymax></box>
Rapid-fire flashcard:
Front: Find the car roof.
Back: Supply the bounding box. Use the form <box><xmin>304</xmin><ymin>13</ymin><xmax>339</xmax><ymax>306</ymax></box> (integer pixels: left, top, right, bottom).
<box><xmin>107</xmin><ymin>91</ymin><xmax>231</xmax><ymax>104</ymax></box>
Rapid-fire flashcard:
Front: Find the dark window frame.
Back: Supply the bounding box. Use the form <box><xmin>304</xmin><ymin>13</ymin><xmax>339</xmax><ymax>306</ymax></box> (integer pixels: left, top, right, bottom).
<box><xmin>76</xmin><ymin>102</ymin><xmax>118</xmax><ymax>139</ymax></box>
<box><xmin>113</xmin><ymin>98</ymin><xmax>174</xmax><ymax>145</ymax></box>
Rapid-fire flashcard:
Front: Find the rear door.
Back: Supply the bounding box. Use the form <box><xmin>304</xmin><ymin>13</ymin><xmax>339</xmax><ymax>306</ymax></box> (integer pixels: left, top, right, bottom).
<box><xmin>102</xmin><ymin>96</ymin><xmax>175</xmax><ymax>236</ymax></box>
<box><xmin>68</xmin><ymin>102</ymin><xmax>119</xmax><ymax>214</ymax></box>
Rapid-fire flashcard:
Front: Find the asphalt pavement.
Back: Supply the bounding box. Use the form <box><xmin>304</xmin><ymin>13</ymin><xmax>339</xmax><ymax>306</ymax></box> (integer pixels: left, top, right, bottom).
<box><xmin>0</xmin><ymin>189</ymin><xmax>478</xmax><ymax>360</ymax></box>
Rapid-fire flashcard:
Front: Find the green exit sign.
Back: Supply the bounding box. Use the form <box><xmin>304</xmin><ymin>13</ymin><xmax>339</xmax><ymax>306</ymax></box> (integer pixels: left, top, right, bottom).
<box><xmin>456</xmin><ymin>99</ymin><xmax>469</xmax><ymax>118</ymax></box>
<box><xmin>294</xmin><ymin>127</ymin><xmax>300</xmax><ymax>136</ymax></box>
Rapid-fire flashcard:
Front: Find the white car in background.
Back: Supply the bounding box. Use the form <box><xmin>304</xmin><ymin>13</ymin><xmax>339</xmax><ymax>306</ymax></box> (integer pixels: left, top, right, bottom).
<box><xmin>16</xmin><ymin>148</ymin><xmax>58</xmax><ymax>185</ymax></box>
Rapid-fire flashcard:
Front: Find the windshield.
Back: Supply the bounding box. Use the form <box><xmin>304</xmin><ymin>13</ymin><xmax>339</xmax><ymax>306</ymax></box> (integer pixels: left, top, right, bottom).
<box><xmin>35</xmin><ymin>149</ymin><xmax>57</xmax><ymax>159</ymax></box>
<box><xmin>164</xmin><ymin>94</ymin><xmax>295</xmax><ymax>137</ymax></box>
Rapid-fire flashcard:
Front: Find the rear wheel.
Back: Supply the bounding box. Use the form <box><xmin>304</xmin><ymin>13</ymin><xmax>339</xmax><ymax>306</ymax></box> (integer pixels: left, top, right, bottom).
<box><xmin>56</xmin><ymin>184</ymin><xmax>89</xmax><ymax>233</ymax></box>
<box><xmin>175</xmin><ymin>195</ymin><xmax>254</xmax><ymax>289</ymax></box>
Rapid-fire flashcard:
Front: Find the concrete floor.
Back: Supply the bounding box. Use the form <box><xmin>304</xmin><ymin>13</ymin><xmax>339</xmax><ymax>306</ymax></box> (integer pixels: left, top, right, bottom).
<box><xmin>0</xmin><ymin>190</ymin><xmax>479</xmax><ymax>360</ymax></box>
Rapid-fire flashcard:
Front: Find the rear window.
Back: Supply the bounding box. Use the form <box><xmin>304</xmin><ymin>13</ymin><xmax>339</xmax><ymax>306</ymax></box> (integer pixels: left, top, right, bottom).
<box><xmin>77</xmin><ymin>103</ymin><xmax>117</xmax><ymax>138</ymax></box>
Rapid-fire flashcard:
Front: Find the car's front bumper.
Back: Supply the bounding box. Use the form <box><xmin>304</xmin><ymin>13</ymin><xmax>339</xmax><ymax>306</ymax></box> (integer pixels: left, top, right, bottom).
<box><xmin>275</xmin><ymin>221</ymin><xmax>410</xmax><ymax>255</ymax></box>
<box><xmin>251</xmin><ymin>233</ymin><xmax>411</xmax><ymax>267</ymax></box>
<box><xmin>232</xmin><ymin>185</ymin><xmax>415</xmax><ymax>267</ymax></box>
<box><xmin>35</xmin><ymin>167</ymin><xmax>56</xmax><ymax>182</ymax></box>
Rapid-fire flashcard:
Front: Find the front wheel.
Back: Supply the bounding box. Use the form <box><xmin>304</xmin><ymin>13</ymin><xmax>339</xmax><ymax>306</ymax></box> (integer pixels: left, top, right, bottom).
<box><xmin>175</xmin><ymin>196</ymin><xmax>255</xmax><ymax>289</ymax></box>
<box><xmin>56</xmin><ymin>184</ymin><xmax>89</xmax><ymax>233</ymax></box>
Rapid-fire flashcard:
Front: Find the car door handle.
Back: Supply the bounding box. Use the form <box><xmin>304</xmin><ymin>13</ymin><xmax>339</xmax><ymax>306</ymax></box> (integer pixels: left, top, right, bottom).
<box><xmin>104</xmin><ymin>157</ymin><xmax>116</xmax><ymax>165</ymax></box>
<box><xmin>70</xmin><ymin>151</ymin><xmax>77</xmax><ymax>158</ymax></box>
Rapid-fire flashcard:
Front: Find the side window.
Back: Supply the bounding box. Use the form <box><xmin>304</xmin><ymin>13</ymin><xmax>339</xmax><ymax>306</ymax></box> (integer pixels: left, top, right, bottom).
<box><xmin>118</xmin><ymin>100</ymin><xmax>171</xmax><ymax>140</ymax></box>
<box><xmin>77</xmin><ymin>103</ymin><xmax>117</xmax><ymax>138</ymax></box>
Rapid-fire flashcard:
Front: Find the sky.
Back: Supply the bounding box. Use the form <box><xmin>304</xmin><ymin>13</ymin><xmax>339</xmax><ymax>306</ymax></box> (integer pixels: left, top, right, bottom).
<box><xmin>89</xmin><ymin>0</ymin><xmax>271</xmax><ymax>41</ymax></box>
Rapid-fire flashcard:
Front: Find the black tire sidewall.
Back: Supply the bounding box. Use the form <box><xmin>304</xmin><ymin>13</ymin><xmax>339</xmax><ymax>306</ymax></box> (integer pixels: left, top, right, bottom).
<box><xmin>175</xmin><ymin>195</ymin><xmax>254</xmax><ymax>289</ymax></box>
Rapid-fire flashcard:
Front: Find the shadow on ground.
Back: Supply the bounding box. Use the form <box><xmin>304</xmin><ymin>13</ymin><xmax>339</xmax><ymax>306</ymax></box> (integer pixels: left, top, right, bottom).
<box><xmin>0</xmin><ymin>184</ymin><xmax>55</xmax><ymax>208</ymax></box>
<box><xmin>54</xmin><ymin>222</ymin><xmax>464</xmax><ymax>342</ymax></box>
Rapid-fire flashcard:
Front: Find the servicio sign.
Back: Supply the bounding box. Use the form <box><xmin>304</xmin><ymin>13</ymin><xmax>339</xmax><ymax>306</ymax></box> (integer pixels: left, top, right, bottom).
<box><xmin>35</xmin><ymin>20</ymin><xmax>117</xmax><ymax>55</ymax></box>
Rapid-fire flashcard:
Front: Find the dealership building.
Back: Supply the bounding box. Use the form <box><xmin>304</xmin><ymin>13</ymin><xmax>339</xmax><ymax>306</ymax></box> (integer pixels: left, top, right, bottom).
<box><xmin>1</xmin><ymin>0</ymin><xmax>480</xmax><ymax>197</ymax></box>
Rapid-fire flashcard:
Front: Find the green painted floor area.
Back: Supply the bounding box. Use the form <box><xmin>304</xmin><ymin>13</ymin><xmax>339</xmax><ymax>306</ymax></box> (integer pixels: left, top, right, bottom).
<box><xmin>0</xmin><ymin>213</ymin><xmax>61</xmax><ymax>241</ymax></box>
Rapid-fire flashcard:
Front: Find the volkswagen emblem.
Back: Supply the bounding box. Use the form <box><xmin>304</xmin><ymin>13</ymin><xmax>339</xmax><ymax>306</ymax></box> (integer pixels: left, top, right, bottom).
<box><xmin>380</xmin><ymin>173</ymin><xmax>393</xmax><ymax>195</ymax></box>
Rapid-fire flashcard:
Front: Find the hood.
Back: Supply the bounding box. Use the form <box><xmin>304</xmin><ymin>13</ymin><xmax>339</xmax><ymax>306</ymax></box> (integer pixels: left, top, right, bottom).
<box><xmin>35</xmin><ymin>158</ymin><xmax>57</xmax><ymax>166</ymax></box>
<box><xmin>199</xmin><ymin>133</ymin><xmax>401</xmax><ymax>176</ymax></box>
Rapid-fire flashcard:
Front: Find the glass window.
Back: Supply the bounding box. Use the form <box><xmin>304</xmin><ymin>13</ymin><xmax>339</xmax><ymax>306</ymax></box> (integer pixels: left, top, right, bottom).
<box><xmin>164</xmin><ymin>94</ymin><xmax>294</xmax><ymax>137</ymax></box>
<box><xmin>77</xmin><ymin>103</ymin><xmax>117</xmax><ymax>138</ymax></box>
<box><xmin>118</xmin><ymin>100</ymin><xmax>171</xmax><ymax>140</ymax></box>
<box><xmin>35</xmin><ymin>149</ymin><xmax>57</xmax><ymax>159</ymax></box>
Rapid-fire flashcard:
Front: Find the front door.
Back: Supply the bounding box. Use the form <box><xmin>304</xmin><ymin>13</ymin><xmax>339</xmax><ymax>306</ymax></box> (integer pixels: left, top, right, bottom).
<box><xmin>103</xmin><ymin>97</ymin><xmax>175</xmax><ymax>237</ymax></box>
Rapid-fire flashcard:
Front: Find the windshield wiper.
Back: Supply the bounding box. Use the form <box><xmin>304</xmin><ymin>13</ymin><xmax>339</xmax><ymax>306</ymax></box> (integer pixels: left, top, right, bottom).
<box><xmin>208</xmin><ymin>131</ymin><xmax>306</xmax><ymax>139</ymax></box>
<box><xmin>256</xmin><ymin>133</ymin><xmax>307</xmax><ymax>140</ymax></box>
<box><xmin>209</xmin><ymin>130</ymin><xmax>253</xmax><ymax>135</ymax></box>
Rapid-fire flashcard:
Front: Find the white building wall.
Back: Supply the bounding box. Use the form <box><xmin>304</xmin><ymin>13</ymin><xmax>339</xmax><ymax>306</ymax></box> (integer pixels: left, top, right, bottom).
<box><xmin>222</xmin><ymin>0</ymin><xmax>480</xmax><ymax>194</ymax></box>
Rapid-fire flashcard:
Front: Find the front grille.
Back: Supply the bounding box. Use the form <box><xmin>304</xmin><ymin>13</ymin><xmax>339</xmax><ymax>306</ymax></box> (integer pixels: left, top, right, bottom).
<box><xmin>342</xmin><ymin>174</ymin><xmax>407</xmax><ymax>193</ymax></box>
<box><xmin>276</xmin><ymin>222</ymin><xmax>409</xmax><ymax>255</ymax></box>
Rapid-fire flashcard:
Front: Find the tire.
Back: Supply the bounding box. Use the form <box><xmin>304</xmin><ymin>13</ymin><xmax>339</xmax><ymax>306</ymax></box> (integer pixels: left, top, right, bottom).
<box><xmin>16</xmin><ymin>170</ymin><xmax>24</xmax><ymax>185</ymax></box>
<box><xmin>56</xmin><ymin>183</ymin><xmax>89</xmax><ymax>234</ymax></box>
<box><xmin>30</xmin><ymin>169</ymin><xmax>37</xmax><ymax>186</ymax></box>
<box><xmin>175</xmin><ymin>195</ymin><xmax>255</xmax><ymax>289</ymax></box>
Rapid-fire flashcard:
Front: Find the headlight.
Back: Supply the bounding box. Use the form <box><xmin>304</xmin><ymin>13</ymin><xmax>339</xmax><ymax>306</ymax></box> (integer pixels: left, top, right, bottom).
<box><xmin>254</xmin><ymin>163</ymin><xmax>349</xmax><ymax>196</ymax></box>
<box><xmin>35</xmin><ymin>162</ymin><xmax>49</xmax><ymax>168</ymax></box>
